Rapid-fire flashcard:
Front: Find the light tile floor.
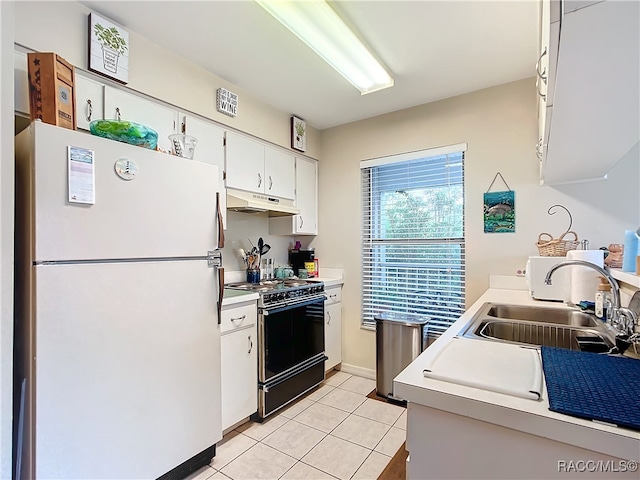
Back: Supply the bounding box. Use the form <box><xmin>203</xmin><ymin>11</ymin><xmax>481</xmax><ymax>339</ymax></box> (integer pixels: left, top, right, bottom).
<box><xmin>186</xmin><ymin>372</ymin><xmax>407</xmax><ymax>480</ymax></box>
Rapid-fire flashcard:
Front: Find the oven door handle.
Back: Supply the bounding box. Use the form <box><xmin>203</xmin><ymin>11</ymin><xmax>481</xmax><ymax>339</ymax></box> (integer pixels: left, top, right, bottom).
<box><xmin>262</xmin><ymin>296</ymin><xmax>327</xmax><ymax>315</ymax></box>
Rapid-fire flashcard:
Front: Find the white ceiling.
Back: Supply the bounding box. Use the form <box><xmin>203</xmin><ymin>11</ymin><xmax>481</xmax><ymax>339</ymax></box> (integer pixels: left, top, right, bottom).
<box><xmin>80</xmin><ymin>1</ymin><xmax>540</xmax><ymax>130</ymax></box>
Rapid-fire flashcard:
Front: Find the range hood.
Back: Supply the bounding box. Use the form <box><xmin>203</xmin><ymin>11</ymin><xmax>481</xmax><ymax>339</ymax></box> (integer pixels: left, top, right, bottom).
<box><xmin>226</xmin><ymin>188</ymin><xmax>300</xmax><ymax>216</ymax></box>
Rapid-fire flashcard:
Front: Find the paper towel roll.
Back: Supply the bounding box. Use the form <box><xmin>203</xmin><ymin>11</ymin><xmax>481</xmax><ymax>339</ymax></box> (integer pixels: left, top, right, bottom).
<box><xmin>566</xmin><ymin>250</ymin><xmax>605</xmax><ymax>304</ymax></box>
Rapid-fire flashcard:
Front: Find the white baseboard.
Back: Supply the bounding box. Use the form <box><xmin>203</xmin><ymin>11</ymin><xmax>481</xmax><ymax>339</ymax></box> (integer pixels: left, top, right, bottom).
<box><xmin>339</xmin><ymin>363</ymin><xmax>376</xmax><ymax>380</ymax></box>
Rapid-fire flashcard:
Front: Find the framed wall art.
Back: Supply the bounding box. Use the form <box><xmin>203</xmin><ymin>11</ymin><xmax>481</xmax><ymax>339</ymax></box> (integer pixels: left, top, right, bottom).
<box><xmin>88</xmin><ymin>12</ymin><xmax>129</xmax><ymax>84</ymax></box>
<box><xmin>291</xmin><ymin>115</ymin><xmax>306</xmax><ymax>152</ymax></box>
<box><xmin>483</xmin><ymin>172</ymin><xmax>515</xmax><ymax>233</ymax></box>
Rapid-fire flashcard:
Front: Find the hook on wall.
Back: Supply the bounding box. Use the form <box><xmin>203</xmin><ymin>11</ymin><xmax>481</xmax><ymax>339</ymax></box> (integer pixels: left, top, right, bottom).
<box><xmin>547</xmin><ymin>204</ymin><xmax>573</xmax><ymax>235</ymax></box>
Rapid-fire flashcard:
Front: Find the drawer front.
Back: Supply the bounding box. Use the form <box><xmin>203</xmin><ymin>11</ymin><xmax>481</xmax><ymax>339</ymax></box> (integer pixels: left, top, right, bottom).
<box><xmin>324</xmin><ymin>286</ymin><xmax>342</xmax><ymax>306</ymax></box>
<box><xmin>221</xmin><ymin>302</ymin><xmax>257</xmax><ymax>334</ymax></box>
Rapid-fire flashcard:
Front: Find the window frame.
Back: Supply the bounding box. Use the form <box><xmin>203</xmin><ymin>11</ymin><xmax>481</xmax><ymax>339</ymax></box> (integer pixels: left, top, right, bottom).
<box><xmin>360</xmin><ymin>144</ymin><xmax>467</xmax><ymax>336</ymax></box>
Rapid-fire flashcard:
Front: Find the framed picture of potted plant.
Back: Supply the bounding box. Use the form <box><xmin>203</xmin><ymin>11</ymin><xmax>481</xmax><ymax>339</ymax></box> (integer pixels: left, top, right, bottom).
<box><xmin>88</xmin><ymin>12</ymin><xmax>129</xmax><ymax>84</ymax></box>
<box><xmin>291</xmin><ymin>115</ymin><xmax>306</xmax><ymax>152</ymax></box>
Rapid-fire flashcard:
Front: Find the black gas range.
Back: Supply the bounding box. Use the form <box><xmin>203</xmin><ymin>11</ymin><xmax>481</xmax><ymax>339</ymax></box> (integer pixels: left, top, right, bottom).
<box><xmin>225</xmin><ymin>279</ymin><xmax>327</xmax><ymax>420</ymax></box>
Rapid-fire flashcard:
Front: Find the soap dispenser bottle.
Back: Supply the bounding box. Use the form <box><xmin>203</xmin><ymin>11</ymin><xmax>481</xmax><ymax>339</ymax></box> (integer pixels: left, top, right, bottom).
<box><xmin>594</xmin><ymin>277</ymin><xmax>612</xmax><ymax>322</ymax></box>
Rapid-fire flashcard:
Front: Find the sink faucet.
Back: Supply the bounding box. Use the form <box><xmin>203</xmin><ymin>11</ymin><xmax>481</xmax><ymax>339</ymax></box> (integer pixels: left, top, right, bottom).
<box><xmin>545</xmin><ymin>260</ymin><xmax>638</xmax><ymax>336</ymax></box>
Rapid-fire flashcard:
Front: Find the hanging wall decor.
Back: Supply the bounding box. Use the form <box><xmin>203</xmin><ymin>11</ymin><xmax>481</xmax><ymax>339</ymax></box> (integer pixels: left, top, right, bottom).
<box><xmin>216</xmin><ymin>87</ymin><xmax>238</xmax><ymax>117</ymax></box>
<box><xmin>88</xmin><ymin>12</ymin><xmax>129</xmax><ymax>84</ymax></box>
<box><xmin>483</xmin><ymin>172</ymin><xmax>515</xmax><ymax>233</ymax></box>
<box><xmin>291</xmin><ymin>115</ymin><xmax>306</xmax><ymax>152</ymax></box>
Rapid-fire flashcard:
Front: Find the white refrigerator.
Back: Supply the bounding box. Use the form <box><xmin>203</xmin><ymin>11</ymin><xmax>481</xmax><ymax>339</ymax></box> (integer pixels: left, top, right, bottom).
<box><xmin>14</xmin><ymin>121</ymin><xmax>225</xmax><ymax>479</ymax></box>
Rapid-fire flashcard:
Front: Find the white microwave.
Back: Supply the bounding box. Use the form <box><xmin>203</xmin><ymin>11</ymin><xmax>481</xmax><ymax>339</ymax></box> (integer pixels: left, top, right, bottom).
<box><xmin>525</xmin><ymin>256</ymin><xmax>569</xmax><ymax>301</ymax></box>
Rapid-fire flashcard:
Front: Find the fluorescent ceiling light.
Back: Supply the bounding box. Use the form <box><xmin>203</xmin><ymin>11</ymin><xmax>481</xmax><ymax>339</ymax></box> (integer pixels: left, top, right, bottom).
<box><xmin>255</xmin><ymin>0</ymin><xmax>394</xmax><ymax>95</ymax></box>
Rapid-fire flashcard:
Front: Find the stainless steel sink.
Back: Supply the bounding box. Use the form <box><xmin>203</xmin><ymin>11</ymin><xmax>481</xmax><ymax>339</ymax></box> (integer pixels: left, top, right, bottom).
<box><xmin>461</xmin><ymin>302</ymin><xmax>614</xmax><ymax>352</ymax></box>
<box><xmin>485</xmin><ymin>304</ymin><xmax>599</xmax><ymax>327</ymax></box>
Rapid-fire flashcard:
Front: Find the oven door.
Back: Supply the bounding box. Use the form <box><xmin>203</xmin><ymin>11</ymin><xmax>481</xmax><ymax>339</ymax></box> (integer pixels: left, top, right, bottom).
<box><xmin>260</xmin><ymin>296</ymin><xmax>325</xmax><ymax>382</ymax></box>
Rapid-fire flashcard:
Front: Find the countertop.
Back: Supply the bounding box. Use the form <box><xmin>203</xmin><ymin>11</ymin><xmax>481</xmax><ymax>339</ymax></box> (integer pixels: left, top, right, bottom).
<box><xmin>393</xmin><ymin>288</ymin><xmax>640</xmax><ymax>462</ymax></box>
<box><xmin>222</xmin><ymin>289</ymin><xmax>259</xmax><ymax>307</ymax></box>
<box><xmin>313</xmin><ymin>276</ymin><xmax>344</xmax><ymax>288</ymax></box>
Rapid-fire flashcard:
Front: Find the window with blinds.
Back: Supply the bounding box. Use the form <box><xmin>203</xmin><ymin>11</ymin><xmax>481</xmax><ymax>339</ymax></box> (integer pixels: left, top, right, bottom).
<box><xmin>361</xmin><ymin>145</ymin><xmax>466</xmax><ymax>337</ymax></box>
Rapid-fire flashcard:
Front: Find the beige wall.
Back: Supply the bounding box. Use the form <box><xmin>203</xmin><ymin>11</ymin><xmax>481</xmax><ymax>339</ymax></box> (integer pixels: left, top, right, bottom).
<box><xmin>14</xmin><ymin>1</ymin><xmax>320</xmax><ymax>159</ymax></box>
<box><xmin>313</xmin><ymin>78</ymin><xmax>639</xmax><ymax>372</ymax></box>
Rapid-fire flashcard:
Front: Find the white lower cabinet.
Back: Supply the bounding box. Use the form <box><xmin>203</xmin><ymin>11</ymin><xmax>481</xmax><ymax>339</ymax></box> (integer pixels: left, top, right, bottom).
<box><xmin>221</xmin><ymin>300</ymin><xmax>257</xmax><ymax>431</ymax></box>
<box><xmin>324</xmin><ymin>285</ymin><xmax>343</xmax><ymax>371</ymax></box>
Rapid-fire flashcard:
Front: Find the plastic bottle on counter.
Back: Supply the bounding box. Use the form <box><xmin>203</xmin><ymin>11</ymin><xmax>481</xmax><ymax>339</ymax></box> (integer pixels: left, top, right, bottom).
<box><xmin>622</xmin><ymin>229</ymin><xmax>638</xmax><ymax>272</ymax></box>
<box><xmin>594</xmin><ymin>276</ymin><xmax>612</xmax><ymax>322</ymax></box>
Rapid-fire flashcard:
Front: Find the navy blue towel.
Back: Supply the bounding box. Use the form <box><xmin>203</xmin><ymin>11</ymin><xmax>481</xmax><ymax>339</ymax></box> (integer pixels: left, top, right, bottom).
<box><xmin>541</xmin><ymin>346</ymin><xmax>640</xmax><ymax>431</ymax></box>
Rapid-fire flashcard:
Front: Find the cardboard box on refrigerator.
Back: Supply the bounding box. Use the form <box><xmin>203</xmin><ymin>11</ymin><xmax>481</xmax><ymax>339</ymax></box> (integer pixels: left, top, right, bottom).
<box><xmin>27</xmin><ymin>52</ymin><xmax>76</xmax><ymax>130</ymax></box>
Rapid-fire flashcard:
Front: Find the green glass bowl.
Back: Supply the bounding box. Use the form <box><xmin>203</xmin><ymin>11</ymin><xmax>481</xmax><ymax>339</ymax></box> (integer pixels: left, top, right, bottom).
<box><xmin>89</xmin><ymin>119</ymin><xmax>158</xmax><ymax>150</ymax></box>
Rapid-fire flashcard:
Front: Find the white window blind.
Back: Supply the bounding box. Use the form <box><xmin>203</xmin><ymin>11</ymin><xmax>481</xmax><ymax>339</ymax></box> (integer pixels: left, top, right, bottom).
<box><xmin>361</xmin><ymin>147</ymin><xmax>465</xmax><ymax>336</ymax></box>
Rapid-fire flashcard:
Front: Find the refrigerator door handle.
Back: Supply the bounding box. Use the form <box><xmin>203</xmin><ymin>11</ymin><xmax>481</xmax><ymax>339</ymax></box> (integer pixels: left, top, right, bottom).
<box><xmin>216</xmin><ymin>192</ymin><xmax>225</xmax><ymax>249</ymax></box>
<box><xmin>217</xmin><ymin>267</ymin><xmax>224</xmax><ymax>325</ymax></box>
<box><xmin>207</xmin><ymin>250</ymin><xmax>222</xmax><ymax>267</ymax></box>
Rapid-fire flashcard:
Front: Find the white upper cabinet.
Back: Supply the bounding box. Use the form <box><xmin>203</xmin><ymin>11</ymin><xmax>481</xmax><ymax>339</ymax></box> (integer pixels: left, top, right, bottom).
<box><xmin>226</xmin><ymin>132</ymin><xmax>296</xmax><ymax>200</ymax></box>
<box><xmin>294</xmin><ymin>157</ymin><xmax>318</xmax><ymax>235</ymax></box>
<box><xmin>539</xmin><ymin>0</ymin><xmax>640</xmax><ymax>185</ymax></box>
<box><xmin>270</xmin><ymin>156</ymin><xmax>318</xmax><ymax>235</ymax></box>
<box><xmin>225</xmin><ymin>132</ymin><xmax>266</xmax><ymax>193</ymax></box>
<box><xmin>104</xmin><ymin>87</ymin><xmax>178</xmax><ymax>152</ymax></box>
<box><xmin>264</xmin><ymin>146</ymin><xmax>295</xmax><ymax>200</ymax></box>
<box><xmin>75</xmin><ymin>75</ymin><xmax>105</xmax><ymax>131</ymax></box>
<box><xmin>536</xmin><ymin>0</ymin><xmax>560</xmax><ymax>167</ymax></box>
<box><xmin>182</xmin><ymin>114</ymin><xmax>227</xmax><ymax>229</ymax></box>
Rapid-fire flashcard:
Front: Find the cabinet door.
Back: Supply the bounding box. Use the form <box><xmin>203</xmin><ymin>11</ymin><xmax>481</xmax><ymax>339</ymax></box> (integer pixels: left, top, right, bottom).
<box><xmin>264</xmin><ymin>146</ymin><xmax>295</xmax><ymax>200</ymax></box>
<box><xmin>294</xmin><ymin>157</ymin><xmax>318</xmax><ymax>235</ymax></box>
<box><xmin>537</xmin><ymin>2</ymin><xmax>560</xmax><ymax>166</ymax></box>
<box><xmin>75</xmin><ymin>76</ymin><xmax>104</xmax><ymax>131</ymax></box>
<box><xmin>225</xmin><ymin>131</ymin><xmax>265</xmax><ymax>194</ymax></box>
<box><xmin>183</xmin><ymin>114</ymin><xmax>227</xmax><ymax>229</ymax></box>
<box><xmin>536</xmin><ymin>0</ymin><xmax>550</xmax><ymax>107</ymax></box>
<box><xmin>104</xmin><ymin>87</ymin><xmax>178</xmax><ymax>152</ymax></box>
<box><xmin>221</xmin><ymin>326</ymin><xmax>257</xmax><ymax>430</ymax></box>
<box><xmin>268</xmin><ymin>156</ymin><xmax>318</xmax><ymax>236</ymax></box>
<box><xmin>325</xmin><ymin>302</ymin><xmax>342</xmax><ymax>371</ymax></box>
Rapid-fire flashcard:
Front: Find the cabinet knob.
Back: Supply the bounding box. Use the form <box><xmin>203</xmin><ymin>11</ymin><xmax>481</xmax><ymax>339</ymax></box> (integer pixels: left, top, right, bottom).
<box><xmin>327</xmin><ymin>311</ymin><xmax>332</xmax><ymax>325</ymax></box>
<box><xmin>231</xmin><ymin>314</ymin><xmax>246</xmax><ymax>324</ymax></box>
<box><xmin>299</xmin><ymin>216</ymin><xmax>304</xmax><ymax>229</ymax></box>
<box><xmin>258</xmin><ymin>173</ymin><xmax>262</xmax><ymax>189</ymax></box>
<box><xmin>268</xmin><ymin>175</ymin><xmax>273</xmax><ymax>190</ymax></box>
<box><xmin>248</xmin><ymin>334</ymin><xmax>253</xmax><ymax>354</ymax></box>
<box><xmin>115</xmin><ymin>107</ymin><xmax>121</xmax><ymax>121</ymax></box>
<box><xmin>86</xmin><ymin>99</ymin><xmax>93</xmax><ymax>122</ymax></box>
